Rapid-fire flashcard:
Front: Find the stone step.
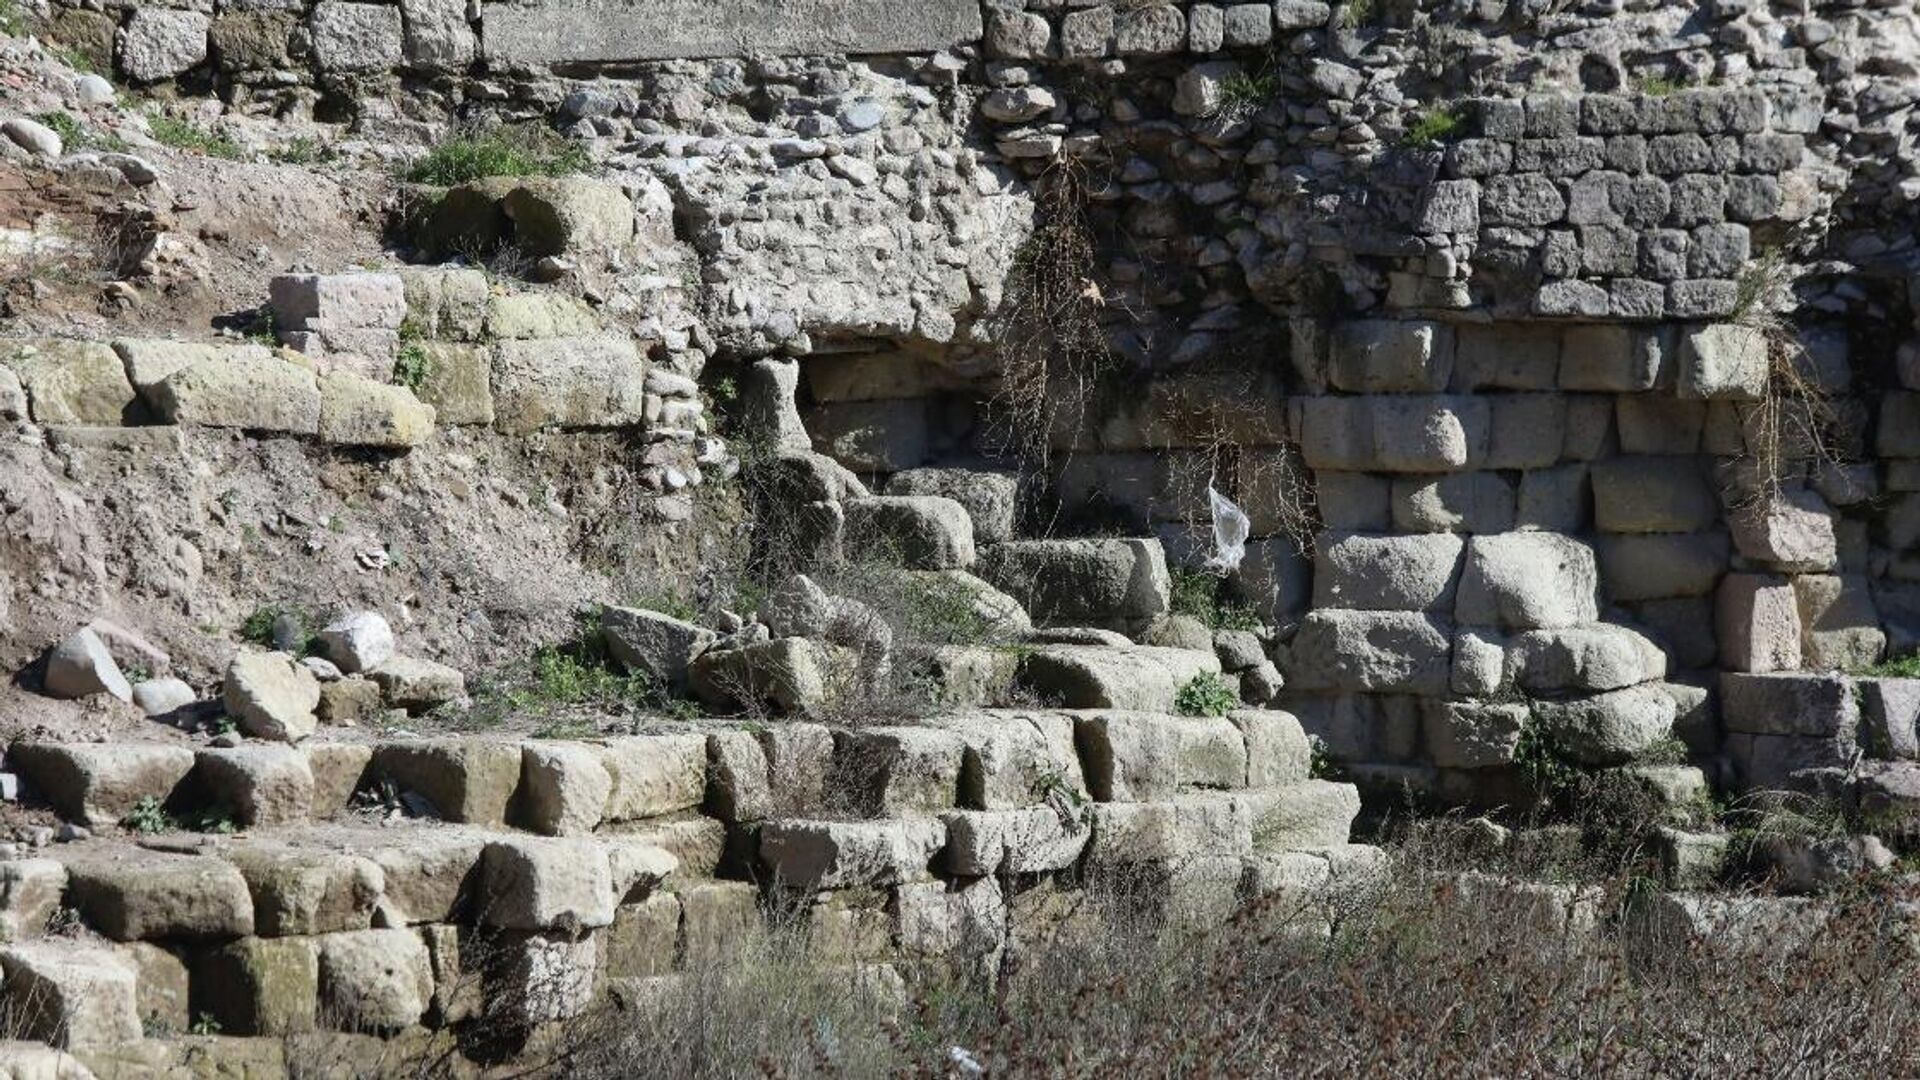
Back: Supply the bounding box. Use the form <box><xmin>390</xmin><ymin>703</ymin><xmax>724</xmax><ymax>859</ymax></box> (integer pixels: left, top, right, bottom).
<box><xmin>6</xmin><ymin>706</ymin><xmax>1322</xmax><ymax>834</ymax></box>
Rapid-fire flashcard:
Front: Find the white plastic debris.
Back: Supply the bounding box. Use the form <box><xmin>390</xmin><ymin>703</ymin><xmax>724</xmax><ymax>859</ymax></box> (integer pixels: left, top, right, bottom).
<box><xmin>1205</xmin><ymin>485</ymin><xmax>1251</xmax><ymax>572</ymax></box>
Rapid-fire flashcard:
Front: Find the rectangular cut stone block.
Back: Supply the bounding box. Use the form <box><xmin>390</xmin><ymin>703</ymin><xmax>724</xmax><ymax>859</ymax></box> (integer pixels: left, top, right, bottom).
<box><xmin>1329</xmin><ymin>320</ymin><xmax>1452</xmax><ymax>393</ymax></box>
<box><xmin>1017</xmin><ymin>646</ymin><xmax>1221</xmax><ymax>713</ymax></box>
<box><xmin>1861</xmin><ymin>678</ymin><xmax>1920</xmax><ymax>760</ymax></box>
<box><xmin>1592</xmin><ymin>456</ymin><xmax>1718</xmax><ymax>533</ymax></box>
<box><xmin>1453</xmin><ymin>324</ymin><xmax>1559</xmax><ymax>391</ymax></box>
<box><xmin>1485</xmin><ymin>393</ymin><xmax>1566</xmax><ymax>470</ymax></box>
<box><xmin>1457</xmin><ymin>533</ymin><xmax>1600</xmax><ymax>630</ymax></box>
<box><xmin>491</xmin><ymin>337</ymin><xmax>646</xmax><ymax>434</ymax></box>
<box><xmin>1559</xmin><ymin>325</ymin><xmax>1661</xmax><ymax>391</ymax></box>
<box><xmin>1717</xmin><ymin>574</ymin><xmax>1803</xmax><ymax>674</ymax></box>
<box><xmin>1298</xmin><ymin>396</ymin><xmax>1489</xmax><ymax>473</ymax></box>
<box><xmin>1288</xmin><ymin>610</ymin><xmax>1453</xmax><ymax>696</ymax></box>
<box><xmin>483</xmin><ymin>0</ymin><xmax>983</xmax><ymax>64</ymax></box>
<box><xmin>1596</xmin><ymin>532</ymin><xmax>1729</xmax><ymax>600</ymax></box>
<box><xmin>1793</xmin><ymin>574</ymin><xmax>1886</xmax><ymax>673</ymax></box>
<box><xmin>1721</xmin><ymin>672</ymin><xmax>1857</xmax><ymax>739</ymax></box>
<box><xmin>1313</xmin><ymin>531</ymin><xmax>1465</xmax><ymax>612</ymax></box>
<box><xmin>941</xmin><ymin>807</ymin><xmax>1089</xmax><ymax>877</ymax></box>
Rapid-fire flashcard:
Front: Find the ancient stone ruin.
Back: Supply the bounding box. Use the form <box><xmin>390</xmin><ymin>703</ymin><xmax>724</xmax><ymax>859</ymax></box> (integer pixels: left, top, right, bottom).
<box><xmin>1</xmin><ymin>0</ymin><xmax>1919</xmax><ymax>1074</ymax></box>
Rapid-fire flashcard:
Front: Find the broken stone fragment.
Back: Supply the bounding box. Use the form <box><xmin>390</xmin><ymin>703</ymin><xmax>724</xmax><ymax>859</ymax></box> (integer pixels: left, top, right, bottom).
<box><xmin>599</xmin><ymin>606</ymin><xmax>717</xmax><ymax>691</ymax></box>
<box><xmin>223</xmin><ymin>651</ymin><xmax>322</xmax><ymax>743</ymax></box>
<box><xmin>43</xmin><ymin>627</ymin><xmax>132</xmax><ymax>703</ymax></box>
<box><xmin>317</xmin><ymin>611</ymin><xmax>396</xmax><ymax>675</ymax></box>
<box><xmin>368</xmin><ymin>656</ymin><xmax>466</xmax><ymax>713</ymax></box>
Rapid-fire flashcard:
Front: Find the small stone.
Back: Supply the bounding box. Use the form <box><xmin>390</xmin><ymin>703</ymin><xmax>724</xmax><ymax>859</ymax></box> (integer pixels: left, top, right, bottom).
<box><xmin>131</xmin><ymin>678</ymin><xmax>195</xmax><ymax>717</ymax></box>
<box><xmin>317</xmin><ymin>611</ymin><xmax>395</xmax><ymax>675</ymax></box>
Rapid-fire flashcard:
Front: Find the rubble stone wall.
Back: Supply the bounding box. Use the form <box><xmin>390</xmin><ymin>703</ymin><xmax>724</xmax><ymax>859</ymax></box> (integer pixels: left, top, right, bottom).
<box><xmin>33</xmin><ymin>1</ymin><xmax>1920</xmax><ymax>793</ymax></box>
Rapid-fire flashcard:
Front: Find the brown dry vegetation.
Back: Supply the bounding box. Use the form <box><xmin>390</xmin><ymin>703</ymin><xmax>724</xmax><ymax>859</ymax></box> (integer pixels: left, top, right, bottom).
<box><xmin>530</xmin><ymin>826</ymin><xmax>1920</xmax><ymax>1079</ymax></box>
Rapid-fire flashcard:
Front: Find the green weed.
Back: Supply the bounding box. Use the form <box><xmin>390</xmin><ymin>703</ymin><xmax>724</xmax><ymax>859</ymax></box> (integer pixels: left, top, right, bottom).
<box><xmin>404</xmin><ymin>124</ymin><xmax>589</xmax><ymax>186</ymax></box>
<box><xmin>148</xmin><ymin>115</ymin><xmax>244</xmax><ymax>160</ymax></box>
<box><xmin>1859</xmin><ymin>653</ymin><xmax>1920</xmax><ymax>678</ymax></box>
<box><xmin>1175</xmin><ymin>672</ymin><xmax>1239</xmax><ymax>718</ymax></box>
<box><xmin>392</xmin><ymin>342</ymin><xmax>434</xmax><ymax>393</ymax></box>
<box><xmin>122</xmin><ymin>797</ymin><xmax>172</xmax><ymax>835</ymax></box>
<box><xmin>1402</xmin><ymin>103</ymin><xmax>1467</xmax><ymax>148</ymax></box>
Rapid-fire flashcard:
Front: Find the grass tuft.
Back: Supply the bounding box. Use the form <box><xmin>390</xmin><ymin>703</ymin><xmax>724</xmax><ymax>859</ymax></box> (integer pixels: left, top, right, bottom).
<box><xmin>404</xmin><ymin>124</ymin><xmax>590</xmax><ymax>186</ymax></box>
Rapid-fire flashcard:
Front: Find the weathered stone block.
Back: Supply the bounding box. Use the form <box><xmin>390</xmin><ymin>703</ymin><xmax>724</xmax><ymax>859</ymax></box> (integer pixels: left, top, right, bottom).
<box><xmin>519</xmin><ymin>743</ymin><xmax>612</xmax><ymax>836</ymax></box>
<box><xmin>1533</xmin><ymin>685</ymin><xmax>1678</xmax><ymax>766</ymax></box>
<box><xmin>759</xmin><ymin>818</ymin><xmax>946</xmax><ymax>890</ymax></box>
<box><xmin>373</xmin><ymin>740</ymin><xmax>521</xmax><ymax>825</ymax></box>
<box><xmin>1456</xmin><ymin>532</ymin><xmax>1600</xmax><ymax>630</ymax></box>
<box><xmin>4</xmin><ymin>340</ymin><xmax>139</xmax><ymax>426</ymax></box>
<box><xmin>886</xmin><ymin>469</ymin><xmax>1019</xmax><ymax>544</ymax></box>
<box><xmin>1679</xmin><ymin>324</ymin><xmax>1768</xmax><ymax>401</ymax></box>
<box><xmin>1423</xmin><ymin>701</ymin><xmax>1529</xmax><ymax>769</ymax></box>
<box><xmin>598</xmin><ymin>735</ymin><xmax>707</xmax><ymax>821</ymax></box>
<box><xmin>480</xmin><ymin>838</ymin><xmax>617</xmax><ymax>932</ymax></box>
<box><xmin>311</xmin><ymin>1</ymin><xmax>405</xmax><ymax>72</ymax></box>
<box><xmin>600</xmin><ymin>606</ymin><xmax>716</xmax><ymax>691</ymax></box>
<box><xmin>1591</xmin><ymin>456</ymin><xmax>1718</xmax><ymax>533</ymax></box>
<box><xmin>1329</xmin><ymin>321</ymin><xmax>1452</xmax><ymax>393</ymax></box>
<box><xmin>9</xmin><ymin>744</ymin><xmax>194</xmax><ymax>828</ymax></box>
<box><xmin>1485</xmin><ymin>393</ymin><xmax>1567</xmax><ymax>470</ymax></box>
<box><xmin>843</xmin><ymin>496</ymin><xmax>976</xmax><ymax>570</ymax></box>
<box><xmin>808</xmin><ymin>399</ymin><xmax>930</xmax><ymax>473</ymax></box>
<box><xmin>1313</xmin><ymin>531</ymin><xmax>1464</xmax><ymax>612</ymax></box>
<box><xmin>1298</xmin><ymin>396</ymin><xmax>1489</xmax><ymax>473</ymax></box>
<box><xmin>1288</xmin><ymin>610</ymin><xmax>1453</xmax><ymax>696</ymax></box>
<box><xmin>976</xmin><ymin>538</ymin><xmax>1169</xmax><ymax>628</ymax></box>
<box><xmin>491</xmin><ymin>336</ymin><xmax>646</xmax><ymax>434</ymax></box>
<box><xmin>224</xmin><ymin>844</ymin><xmax>383</xmax><ymax>936</ymax></box>
<box><xmin>1509</xmin><ymin>625</ymin><xmax>1668</xmax><ymax>693</ymax></box>
<box><xmin>1720</xmin><ymin>672</ymin><xmax>1857</xmax><ymax>739</ymax></box>
<box><xmin>317</xmin><ymin>373</ymin><xmax>435</xmax><ymax>449</ymax></box>
<box><xmin>1717</xmin><ymin>574</ymin><xmax>1802</xmax><ymax>674</ymax></box>
<box><xmin>194</xmin><ymin>745</ymin><xmax>315</xmax><ymax>828</ymax></box>
<box><xmin>1016</xmin><ymin>646</ymin><xmax>1222</xmax><ymax>712</ymax></box>
<box><xmin>0</xmin><ymin>944</ymin><xmax>141</xmax><ymax>1049</ymax></box>
<box><xmin>118</xmin><ymin>8</ymin><xmax>209</xmax><ymax>83</ymax></box>
<box><xmin>65</xmin><ymin>851</ymin><xmax>254</xmax><ymax>941</ymax></box>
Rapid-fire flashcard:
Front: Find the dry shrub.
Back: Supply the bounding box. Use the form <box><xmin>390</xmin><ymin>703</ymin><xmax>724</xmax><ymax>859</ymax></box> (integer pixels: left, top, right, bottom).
<box><xmin>553</xmin><ymin>828</ymin><xmax>1920</xmax><ymax>1078</ymax></box>
<box><xmin>985</xmin><ymin>157</ymin><xmax>1114</xmax><ymax>473</ymax></box>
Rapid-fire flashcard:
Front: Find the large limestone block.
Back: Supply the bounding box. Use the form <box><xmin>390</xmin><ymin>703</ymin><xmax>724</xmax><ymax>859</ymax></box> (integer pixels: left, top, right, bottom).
<box><xmin>1391</xmin><ymin>473</ymin><xmax>1516</xmax><ymax>534</ymax></box>
<box><xmin>1287</xmin><ymin>610</ymin><xmax>1453</xmax><ymax>696</ymax></box>
<box><xmin>317</xmin><ymin>372</ymin><xmax>435</xmax><ymax>448</ymax></box>
<box><xmin>1298</xmin><ymin>395</ymin><xmax>1489</xmax><ymax>473</ymax></box>
<box><xmin>1533</xmin><ymin>684</ymin><xmax>1678</xmax><ymax>766</ymax></box>
<box><xmin>1559</xmin><ymin>325</ymin><xmax>1662</xmax><ymax>392</ymax></box>
<box><xmin>758</xmin><ymin>818</ymin><xmax>946</xmax><ymax>890</ymax></box>
<box><xmin>488</xmin><ymin>931</ymin><xmax>599</xmax><ymax>1026</ymax></box>
<box><xmin>64</xmin><ymin>850</ymin><xmax>255</xmax><ymax>941</ymax></box>
<box><xmin>1456</xmin><ymin>533</ymin><xmax>1600</xmax><ymax>630</ymax></box>
<box><xmin>689</xmin><ymin>638</ymin><xmax>843</xmax><ymax>715</ymax></box>
<box><xmin>113</xmin><ymin>340</ymin><xmax>273</xmax><ymax>396</ymax></box>
<box><xmin>316</xmin><ymin>929</ymin><xmax>433</xmax><ymax>1033</ymax></box>
<box><xmin>598</xmin><ymin>735</ymin><xmax>707</xmax><ymax>821</ymax></box>
<box><xmin>483</xmin><ymin>0</ymin><xmax>982</xmax><ymax>64</ymax></box>
<box><xmin>410</xmin><ymin>342</ymin><xmax>495</xmax><ymax>425</ymax></box>
<box><xmin>149</xmin><ymin>352</ymin><xmax>321</xmax><ymax>434</ymax></box>
<box><xmin>270</xmin><ymin>274</ymin><xmax>406</xmax><ymax>334</ymax></box>
<box><xmin>310</xmin><ymin>1</ymin><xmax>405</xmax><ymax>72</ymax></box>
<box><xmin>833</xmin><ymin>727</ymin><xmax>965</xmax><ymax>816</ymax></box>
<box><xmin>315</xmin><ymin>828</ymin><xmax>488</xmax><ymax>925</ymax></box>
<box><xmin>923</xmin><ymin>711</ymin><xmax>1086</xmax><ymax>811</ymax></box>
<box><xmin>843</xmin><ymin>496</ymin><xmax>976</xmax><ymax>570</ymax></box>
<box><xmin>1859</xmin><ymin>678</ymin><xmax>1920</xmax><ymax>759</ymax></box>
<box><xmin>1596</xmin><ymin>533</ymin><xmax>1729</xmax><ymax>601</ymax></box>
<box><xmin>401</xmin><ymin>0</ymin><xmax>478</xmax><ymax>67</ymax></box>
<box><xmin>1241</xmin><ymin>781</ymin><xmax>1363</xmax><ymax>851</ymax></box>
<box><xmin>1423</xmin><ymin>700</ymin><xmax>1530</xmax><ymax>769</ymax></box>
<box><xmin>502</xmin><ymin>177</ymin><xmax>636</xmax><ymax>259</ymax></box>
<box><xmin>224</xmin><ymin>651</ymin><xmax>321</xmax><ymax>743</ymax></box>
<box><xmin>485</xmin><ymin>292</ymin><xmax>600</xmax><ymax>340</ymax></box>
<box><xmin>940</xmin><ymin>807</ymin><xmax>1089</xmax><ymax>877</ymax></box>
<box><xmin>193</xmin><ymin>745</ymin><xmax>315</xmax><ymax>828</ymax></box>
<box><xmin>2</xmin><ymin>340</ymin><xmax>138</xmax><ymax>426</ymax></box>
<box><xmin>1728</xmin><ymin>489</ymin><xmax>1836</xmax><ymax>571</ymax></box>
<box><xmin>0</xmin><ymin>944</ymin><xmax>141</xmax><ymax>1049</ymax></box>
<box><xmin>1073</xmin><ymin>710</ymin><xmax>1181</xmax><ymax>802</ymax></box>
<box><xmin>707</xmin><ymin>730</ymin><xmax>772</xmax><ymax>823</ymax></box>
<box><xmin>1454</xmin><ymin>324</ymin><xmax>1560</xmax><ymax>391</ymax></box>
<box><xmin>224</xmin><ymin>843</ymin><xmax>383</xmax><ymax>936</ymax></box>
<box><xmin>304</xmin><ymin>743</ymin><xmax>373</xmax><ymax>817</ymax></box>
<box><xmin>1717</xmin><ymin>573</ymin><xmax>1802</xmax><ymax>673</ymax></box>
<box><xmin>117</xmin><ymin>8</ymin><xmax>210</xmax><ymax>82</ymax></box>
<box><xmin>1591</xmin><ymin>456</ymin><xmax>1719</xmax><ymax>533</ymax></box>
<box><xmin>1509</xmin><ymin>625</ymin><xmax>1668</xmax><ymax>692</ymax></box>
<box><xmin>9</xmin><ymin>744</ymin><xmax>194</xmax><ymax>828</ymax></box>
<box><xmin>519</xmin><ymin>743</ymin><xmax>612</xmax><ymax>836</ymax></box>
<box><xmin>190</xmin><ymin>937</ymin><xmax>317</xmax><ymax>1036</ymax></box>
<box><xmin>975</xmin><ymin>539</ymin><xmax>1170</xmax><ymax>627</ymax></box>
<box><xmin>0</xmin><ymin>861</ymin><xmax>68</xmax><ymax>944</ymax></box>
<box><xmin>1087</xmin><ymin>795</ymin><xmax>1253</xmax><ymax>867</ymax></box>
<box><xmin>373</xmin><ymin>740</ymin><xmax>522</xmax><ymax>825</ymax></box>
<box><xmin>491</xmin><ymin>336</ymin><xmax>647</xmax><ymax>434</ymax></box>
<box><xmin>1328</xmin><ymin>320</ymin><xmax>1452</xmax><ymax>393</ymax></box>
<box><xmin>1793</xmin><ymin>574</ymin><xmax>1886</xmax><ymax>673</ymax></box>
<box><xmin>886</xmin><ymin>468</ymin><xmax>1019</xmax><ymax>543</ymax></box>
<box><xmin>1015</xmin><ymin>646</ymin><xmax>1221</xmax><ymax>712</ymax></box>
<box><xmin>316</xmin><ymin>611</ymin><xmax>394</xmax><ymax>675</ymax></box>
<box><xmin>1720</xmin><ymin>672</ymin><xmax>1858</xmax><ymax>738</ymax></box>
<box><xmin>1231</xmin><ymin>710</ymin><xmax>1313</xmax><ymax>787</ymax></box>
<box><xmin>600</xmin><ymin>606</ymin><xmax>716</xmax><ymax>691</ymax></box>
<box><xmin>480</xmin><ymin>838</ymin><xmax>617</xmax><ymax>932</ymax></box>
<box><xmin>1313</xmin><ymin>531</ymin><xmax>1465</xmax><ymax>612</ymax></box>
<box><xmin>1679</xmin><ymin>323</ymin><xmax>1769</xmax><ymax>401</ymax></box>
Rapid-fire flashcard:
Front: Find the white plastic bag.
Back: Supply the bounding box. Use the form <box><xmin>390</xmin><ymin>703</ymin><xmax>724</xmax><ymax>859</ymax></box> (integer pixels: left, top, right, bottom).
<box><xmin>1205</xmin><ymin>484</ymin><xmax>1251</xmax><ymax>573</ymax></box>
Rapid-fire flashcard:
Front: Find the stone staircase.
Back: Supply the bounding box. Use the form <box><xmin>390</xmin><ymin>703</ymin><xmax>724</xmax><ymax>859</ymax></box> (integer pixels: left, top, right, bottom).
<box><xmin>0</xmin><ymin>708</ymin><xmax>1369</xmax><ymax>1069</ymax></box>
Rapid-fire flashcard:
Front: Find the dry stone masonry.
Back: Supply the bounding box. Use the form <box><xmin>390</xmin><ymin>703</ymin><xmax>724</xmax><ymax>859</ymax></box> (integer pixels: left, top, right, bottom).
<box><xmin>9</xmin><ymin>0</ymin><xmax>1920</xmax><ymax>1072</ymax></box>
